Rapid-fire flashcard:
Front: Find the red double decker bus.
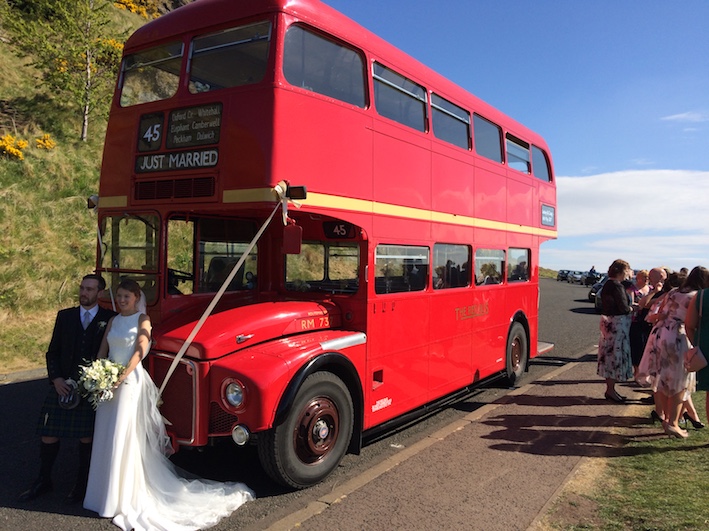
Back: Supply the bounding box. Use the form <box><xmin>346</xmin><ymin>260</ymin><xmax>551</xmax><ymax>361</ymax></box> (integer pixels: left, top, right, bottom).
<box><xmin>94</xmin><ymin>0</ymin><xmax>557</xmax><ymax>488</ymax></box>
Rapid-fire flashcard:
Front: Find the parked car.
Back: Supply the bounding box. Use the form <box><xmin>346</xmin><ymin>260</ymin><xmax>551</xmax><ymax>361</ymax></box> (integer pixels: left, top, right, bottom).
<box><xmin>589</xmin><ymin>275</ymin><xmax>608</xmax><ymax>303</ymax></box>
<box><xmin>581</xmin><ymin>271</ymin><xmax>602</xmax><ymax>286</ymax></box>
<box><xmin>556</xmin><ymin>269</ymin><xmax>570</xmax><ymax>281</ymax></box>
<box><xmin>567</xmin><ymin>271</ymin><xmax>584</xmax><ymax>284</ymax></box>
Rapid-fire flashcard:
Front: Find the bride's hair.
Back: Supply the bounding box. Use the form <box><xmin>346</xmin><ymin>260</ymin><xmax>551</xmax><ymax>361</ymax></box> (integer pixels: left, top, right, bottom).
<box><xmin>118</xmin><ymin>278</ymin><xmax>141</xmax><ymax>298</ymax></box>
<box><xmin>118</xmin><ymin>279</ymin><xmax>148</xmax><ymax>313</ymax></box>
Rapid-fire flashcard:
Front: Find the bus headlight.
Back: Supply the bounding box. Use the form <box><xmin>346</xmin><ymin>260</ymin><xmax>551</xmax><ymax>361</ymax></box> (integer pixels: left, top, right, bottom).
<box><xmin>222</xmin><ymin>379</ymin><xmax>246</xmax><ymax>409</ymax></box>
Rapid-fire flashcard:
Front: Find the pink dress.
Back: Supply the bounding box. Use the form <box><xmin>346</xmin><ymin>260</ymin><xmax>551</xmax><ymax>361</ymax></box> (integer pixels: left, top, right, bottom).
<box><xmin>640</xmin><ymin>289</ymin><xmax>696</xmax><ymax>398</ymax></box>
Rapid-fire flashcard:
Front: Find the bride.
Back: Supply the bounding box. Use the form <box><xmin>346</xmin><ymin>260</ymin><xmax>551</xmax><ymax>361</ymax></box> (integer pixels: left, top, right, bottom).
<box><xmin>84</xmin><ymin>279</ymin><xmax>253</xmax><ymax>531</ymax></box>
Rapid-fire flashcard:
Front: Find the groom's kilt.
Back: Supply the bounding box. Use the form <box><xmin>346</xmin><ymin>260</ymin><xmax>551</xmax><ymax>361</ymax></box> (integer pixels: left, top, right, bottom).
<box><xmin>37</xmin><ymin>387</ymin><xmax>95</xmax><ymax>438</ymax></box>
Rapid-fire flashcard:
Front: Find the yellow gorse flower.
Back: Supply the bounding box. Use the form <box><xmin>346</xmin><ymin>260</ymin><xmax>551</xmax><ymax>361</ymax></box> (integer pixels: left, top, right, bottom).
<box><xmin>1</xmin><ymin>134</ymin><xmax>27</xmax><ymax>160</ymax></box>
<box><xmin>114</xmin><ymin>0</ymin><xmax>158</xmax><ymax>19</ymax></box>
<box><xmin>36</xmin><ymin>134</ymin><xmax>56</xmax><ymax>150</ymax></box>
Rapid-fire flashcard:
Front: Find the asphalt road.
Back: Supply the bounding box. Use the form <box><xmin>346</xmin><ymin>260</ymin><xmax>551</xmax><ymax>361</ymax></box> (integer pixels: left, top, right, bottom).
<box><xmin>0</xmin><ymin>279</ymin><xmax>601</xmax><ymax>530</ymax></box>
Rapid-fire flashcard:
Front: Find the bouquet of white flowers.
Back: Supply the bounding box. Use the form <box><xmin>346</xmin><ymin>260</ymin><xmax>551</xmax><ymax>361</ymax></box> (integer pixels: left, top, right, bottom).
<box><xmin>78</xmin><ymin>359</ymin><xmax>125</xmax><ymax>410</ymax></box>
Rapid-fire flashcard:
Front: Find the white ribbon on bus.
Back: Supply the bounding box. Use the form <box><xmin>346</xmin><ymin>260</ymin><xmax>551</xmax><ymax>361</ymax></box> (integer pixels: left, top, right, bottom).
<box><xmin>156</xmin><ymin>181</ymin><xmax>297</xmax><ymax>398</ymax></box>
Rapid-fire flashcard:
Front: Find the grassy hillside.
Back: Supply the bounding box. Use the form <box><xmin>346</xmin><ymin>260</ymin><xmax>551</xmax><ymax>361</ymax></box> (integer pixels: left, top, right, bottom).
<box><xmin>0</xmin><ymin>6</ymin><xmax>146</xmax><ymax>373</ymax></box>
<box><xmin>539</xmin><ymin>267</ymin><xmax>557</xmax><ymax>279</ymax></box>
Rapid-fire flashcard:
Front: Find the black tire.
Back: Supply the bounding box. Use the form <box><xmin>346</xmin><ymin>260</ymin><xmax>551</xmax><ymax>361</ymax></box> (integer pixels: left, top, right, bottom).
<box><xmin>504</xmin><ymin>322</ymin><xmax>528</xmax><ymax>386</ymax></box>
<box><xmin>257</xmin><ymin>372</ymin><xmax>353</xmax><ymax>489</ymax></box>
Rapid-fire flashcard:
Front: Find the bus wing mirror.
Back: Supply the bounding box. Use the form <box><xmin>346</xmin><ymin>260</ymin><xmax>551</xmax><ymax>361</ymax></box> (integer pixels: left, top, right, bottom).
<box><xmin>283</xmin><ymin>224</ymin><xmax>302</xmax><ymax>254</ymax></box>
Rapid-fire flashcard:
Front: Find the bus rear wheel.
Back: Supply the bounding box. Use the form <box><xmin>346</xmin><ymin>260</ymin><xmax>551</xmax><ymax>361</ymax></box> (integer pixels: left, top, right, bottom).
<box><xmin>505</xmin><ymin>322</ymin><xmax>528</xmax><ymax>386</ymax></box>
<box><xmin>257</xmin><ymin>372</ymin><xmax>353</xmax><ymax>489</ymax></box>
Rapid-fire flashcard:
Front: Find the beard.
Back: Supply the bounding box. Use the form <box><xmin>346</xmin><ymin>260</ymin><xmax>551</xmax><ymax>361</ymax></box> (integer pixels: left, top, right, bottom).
<box><xmin>80</xmin><ymin>294</ymin><xmax>98</xmax><ymax>307</ymax></box>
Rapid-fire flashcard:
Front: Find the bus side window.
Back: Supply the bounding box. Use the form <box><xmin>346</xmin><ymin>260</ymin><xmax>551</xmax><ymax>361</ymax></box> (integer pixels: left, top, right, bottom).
<box><xmin>506</xmin><ymin>134</ymin><xmax>531</xmax><ymax>174</ymax></box>
<box><xmin>474</xmin><ymin>249</ymin><xmax>505</xmax><ymax>286</ymax></box>
<box><xmin>375</xmin><ymin>244</ymin><xmax>429</xmax><ymax>294</ymax></box>
<box><xmin>508</xmin><ymin>248</ymin><xmax>530</xmax><ymax>282</ymax></box>
<box><xmin>532</xmin><ymin>145</ymin><xmax>552</xmax><ymax>182</ymax></box>
<box><xmin>373</xmin><ymin>63</ymin><xmax>427</xmax><ymax>132</ymax></box>
<box><xmin>431</xmin><ymin>94</ymin><xmax>470</xmax><ymax>150</ymax></box>
<box><xmin>473</xmin><ymin>114</ymin><xmax>503</xmax><ymax>163</ymax></box>
<box><xmin>433</xmin><ymin>243</ymin><xmax>471</xmax><ymax>289</ymax></box>
<box><xmin>283</xmin><ymin>25</ymin><xmax>366</xmax><ymax>108</ymax></box>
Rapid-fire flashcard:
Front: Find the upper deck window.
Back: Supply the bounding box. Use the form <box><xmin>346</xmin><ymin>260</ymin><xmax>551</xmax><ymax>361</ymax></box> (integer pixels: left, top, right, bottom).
<box><xmin>431</xmin><ymin>94</ymin><xmax>470</xmax><ymax>149</ymax></box>
<box><xmin>373</xmin><ymin>63</ymin><xmax>427</xmax><ymax>132</ymax></box>
<box><xmin>532</xmin><ymin>145</ymin><xmax>552</xmax><ymax>182</ymax></box>
<box><xmin>473</xmin><ymin>114</ymin><xmax>503</xmax><ymax>163</ymax></box>
<box><xmin>506</xmin><ymin>134</ymin><xmax>531</xmax><ymax>174</ymax></box>
<box><xmin>188</xmin><ymin>21</ymin><xmax>271</xmax><ymax>94</ymax></box>
<box><xmin>120</xmin><ymin>42</ymin><xmax>183</xmax><ymax>107</ymax></box>
<box><xmin>283</xmin><ymin>25</ymin><xmax>366</xmax><ymax>108</ymax></box>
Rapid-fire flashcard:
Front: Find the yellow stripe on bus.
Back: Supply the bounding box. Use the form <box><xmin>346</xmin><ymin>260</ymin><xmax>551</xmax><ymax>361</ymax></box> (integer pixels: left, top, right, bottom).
<box><xmin>98</xmin><ymin>195</ymin><xmax>128</xmax><ymax>208</ymax></box>
<box><xmin>223</xmin><ymin>189</ymin><xmax>557</xmax><ymax>238</ymax></box>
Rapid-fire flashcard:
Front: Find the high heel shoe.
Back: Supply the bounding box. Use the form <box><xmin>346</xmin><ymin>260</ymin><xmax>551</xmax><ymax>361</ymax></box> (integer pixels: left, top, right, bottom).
<box><xmin>683</xmin><ymin>412</ymin><xmax>705</xmax><ymax>429</ymax></box>
<box><xmin>650</xmin><ymin>410</ymin><xmax>662</xmax><ymax>423</ymax></box>
<box><xmin>604</xmin><ymin>392</ymin><xmax>626</xmax><ymax>403</ymax></box>
<box><xmin>666</xmin><ymin>424</ymin><xmax>689</xmax><ymax>439</ymax></box>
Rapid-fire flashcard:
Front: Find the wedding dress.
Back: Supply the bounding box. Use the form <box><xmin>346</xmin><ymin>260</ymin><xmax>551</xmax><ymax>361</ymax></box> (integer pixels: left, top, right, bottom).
<box><xmin>84</xmin><ymin>312</ymin><xmax>253</xmax><ymax>530</ymax></box>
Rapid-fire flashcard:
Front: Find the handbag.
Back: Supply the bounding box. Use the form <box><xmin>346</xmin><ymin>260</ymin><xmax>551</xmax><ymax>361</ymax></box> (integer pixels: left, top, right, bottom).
<box><xmin>685</xmin><ymin>290</ymin><xmax>708</xmax><ymax>372</ymax></box>
<box><xmin>685</xmin><ymin>347</ymin><xmax>707</xmax><ymax>372</ymax></box>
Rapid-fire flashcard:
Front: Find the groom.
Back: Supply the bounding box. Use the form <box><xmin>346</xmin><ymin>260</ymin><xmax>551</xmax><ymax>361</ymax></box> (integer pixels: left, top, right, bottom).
<box><xmin>19</xmin><ymin>274</ymin><xmax>116</xmax><ymax>504</ymax></box>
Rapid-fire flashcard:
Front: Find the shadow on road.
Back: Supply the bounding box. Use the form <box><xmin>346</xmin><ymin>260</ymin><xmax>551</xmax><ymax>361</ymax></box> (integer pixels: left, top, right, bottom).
<box><xmin>570</xmin><ymin>307</ymin><xmax>598</xmax><ymax>315</ymax></box>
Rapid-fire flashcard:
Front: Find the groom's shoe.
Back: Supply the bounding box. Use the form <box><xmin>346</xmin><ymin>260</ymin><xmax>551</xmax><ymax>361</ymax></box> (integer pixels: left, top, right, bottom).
<box><xmin>18</xmin><ymin>477</ymin><xmax>53</xmax><ymax>502</ymax></box>
<box><xmin>65</xmin><ymin>481</ymin><xmax>86</xmax><ymax>504</ymax></box>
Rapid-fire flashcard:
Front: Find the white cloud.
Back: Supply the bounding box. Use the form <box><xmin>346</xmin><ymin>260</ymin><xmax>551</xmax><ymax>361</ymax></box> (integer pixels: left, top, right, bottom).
<box><xmin>540</xmin><ymin>169</ymin><xmax>709</xmax><ymax>272</ymax></box>
<box><xmin>557</xmin><ymin>170</ymin><xmax>709</xmax><ymax>237</ymax></box>
<box><xmin>661</xmin><ymin>111</ymin><xmax>709</xmax><ymax>123</ymax></box>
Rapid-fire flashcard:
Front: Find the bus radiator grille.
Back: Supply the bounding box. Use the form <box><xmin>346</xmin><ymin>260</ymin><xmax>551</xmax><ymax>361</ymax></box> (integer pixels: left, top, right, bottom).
<box><xmin>209</xmin><ymin>402</ymin><xmax>238</xmax><ymax>435</ymax></box>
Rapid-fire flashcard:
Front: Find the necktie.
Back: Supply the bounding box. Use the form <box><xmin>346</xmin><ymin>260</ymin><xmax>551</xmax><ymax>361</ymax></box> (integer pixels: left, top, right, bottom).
<box><xmin>82</xmin><ymin>311</ymin><xmax>91</xmax><ymax>330</ymax></box>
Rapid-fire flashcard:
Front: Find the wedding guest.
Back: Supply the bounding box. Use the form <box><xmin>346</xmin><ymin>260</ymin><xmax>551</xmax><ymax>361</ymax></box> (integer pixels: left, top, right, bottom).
<box><xmin>637</xmin><ymin>270</ymin><xmax>679</xmax><ymax>421</ymax></box>
<box><xmin>645</xmin><ymin>267</ymin><xmax>709</xmax><ymax>438</ymax></box>
<box><xmin>84</xmin><ymin>279</ymin><xmax>253</xmax><ymax>530</ymax></box>
<box><xmin>629</xmin><ymin>270</ymin><xmax>651</xmax><ymax>375</ymax></box>
<box><xmin>19</xmin><ymin>274</ymin><xmax>115</xmax><ymax>503</ymax></box>
<box><xmin>634</xmin><ymin>268</ymin><xmax>666</xmax><ymax>409</ymax></box>
<box><xmin>598</xmin><ymin>259</ymin><xmax>634</xmax><ymax>402</ymax></box>
<box><xmin>685</xmin><ymin>268</ymin><xmax>709</xmax><ymax>427</ymax></box>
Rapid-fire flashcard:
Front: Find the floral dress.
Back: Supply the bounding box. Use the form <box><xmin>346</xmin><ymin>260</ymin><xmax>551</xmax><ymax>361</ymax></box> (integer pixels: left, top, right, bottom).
<box><xmin>640</xmin><ymin>289</ymin><xmax>696</xmax><ymax>398</ymax></box>
<box><xmin>597</xmin><ymin>280</ymin><xmax>633</xmax><ymax>381</ymax></box>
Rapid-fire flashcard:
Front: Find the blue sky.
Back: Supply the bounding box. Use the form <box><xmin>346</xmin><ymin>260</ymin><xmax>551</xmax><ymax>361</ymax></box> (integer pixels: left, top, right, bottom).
<box><xmin>322</xmin><ymin>0</ymin><xmax>709</xmax><ymax>273</ymax></box>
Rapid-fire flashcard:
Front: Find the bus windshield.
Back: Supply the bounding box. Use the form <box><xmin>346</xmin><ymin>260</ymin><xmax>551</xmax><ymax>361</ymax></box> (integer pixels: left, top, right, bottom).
<box><xmin>166</xmin><ymin>216</ymin><xmax>258</xmax><ymax>296</ymax></box>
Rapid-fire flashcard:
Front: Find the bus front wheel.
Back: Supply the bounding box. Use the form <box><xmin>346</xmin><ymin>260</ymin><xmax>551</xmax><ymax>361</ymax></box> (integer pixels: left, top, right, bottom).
<box><xmin>505</xmin><ymin>322</ymin><xmax>528</xmax><ymax>386</ymax></box>
<box><xmin>257</xmin><ymin>372</ymin><xmax>353</xmax><ymax>489</ymax></box>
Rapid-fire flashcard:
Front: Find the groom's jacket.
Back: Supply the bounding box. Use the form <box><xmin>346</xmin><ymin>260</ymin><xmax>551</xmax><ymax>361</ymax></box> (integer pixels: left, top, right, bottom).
<box><xmin>46</xmin><ymin>306</ymin><xmax>117</xmax><ymax>382</ymax></box>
